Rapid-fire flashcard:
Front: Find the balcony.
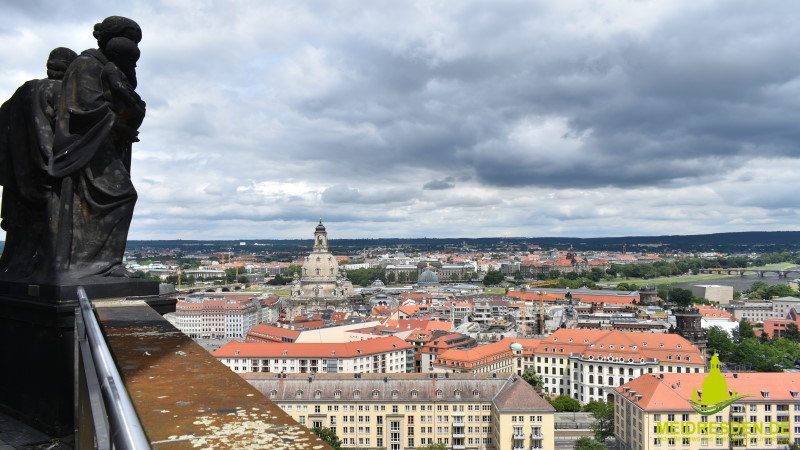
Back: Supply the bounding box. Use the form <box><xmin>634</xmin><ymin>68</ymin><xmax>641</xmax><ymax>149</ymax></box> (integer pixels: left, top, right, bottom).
<box><xmin>453</xmin><ymin>446</ymin><xmax>466</xmax><ymax>450</ymax></box>
<box><xmin>531</xmin><ymin>433</ymin><xmax>544</xmax><ymax>439</ymax></box>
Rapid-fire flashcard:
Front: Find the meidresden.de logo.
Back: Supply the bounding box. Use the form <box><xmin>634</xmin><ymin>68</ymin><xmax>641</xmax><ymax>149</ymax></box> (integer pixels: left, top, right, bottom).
<box><xmin>689</xmin><ymin>354</ymin><xmax>750</xmax><ymax>416</ymax></box>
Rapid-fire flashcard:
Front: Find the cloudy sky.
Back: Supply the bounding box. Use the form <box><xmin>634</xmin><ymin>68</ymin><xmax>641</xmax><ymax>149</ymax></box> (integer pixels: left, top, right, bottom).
<box><xmin>1</xmin><ymin>1</ymin><xmax>799</xmax><ymax>240</ymax></box>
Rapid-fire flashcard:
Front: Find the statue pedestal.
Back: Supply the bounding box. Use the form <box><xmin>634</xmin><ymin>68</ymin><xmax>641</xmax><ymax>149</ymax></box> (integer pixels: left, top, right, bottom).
<box><xmin>0</xmin><ymin>278</ymin><xmax>160</xmax><ymax>436</ymax></box>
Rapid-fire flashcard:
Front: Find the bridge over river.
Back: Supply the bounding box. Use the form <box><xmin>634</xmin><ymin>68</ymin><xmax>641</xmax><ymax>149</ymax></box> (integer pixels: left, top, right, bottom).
<box><xmin>698</xmin><ymin>268</ymin><xmax>800</xmax><ymax>278</ymax></box>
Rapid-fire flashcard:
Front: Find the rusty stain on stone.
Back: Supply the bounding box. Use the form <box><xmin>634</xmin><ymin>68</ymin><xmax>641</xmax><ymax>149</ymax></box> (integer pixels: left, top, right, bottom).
<box><xmin>94</xmin><ymin>302</ymin><xmax>329</xmax><ymax>449</ymax></box>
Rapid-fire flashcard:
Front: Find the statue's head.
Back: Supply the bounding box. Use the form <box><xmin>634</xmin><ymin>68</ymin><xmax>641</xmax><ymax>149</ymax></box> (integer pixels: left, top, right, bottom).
<box><xmin>105</xmin><ymin>37</ymin><xmax>140</xmax><ymax>87</ymax></box>
<box><xmin>46</xmin><ymin>47</ymin><xmax>78</xmax><ymax>80</ymax></box>
<box><xmin>94</xmin><ymin>16</ymin><xmax>142</xmax><ymax>49</ymax></box>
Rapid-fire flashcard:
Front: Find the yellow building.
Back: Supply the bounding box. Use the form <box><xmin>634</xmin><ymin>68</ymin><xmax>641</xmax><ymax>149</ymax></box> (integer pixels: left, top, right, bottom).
<box><xmin>614</xmin><ymin>372</ymin><xmax>800</xmax><ymax>450</ymax></box>
<box><xmin>243</xmin><ymin>372</ymin><xmax>555</xmax><ymax>450</ymax></box>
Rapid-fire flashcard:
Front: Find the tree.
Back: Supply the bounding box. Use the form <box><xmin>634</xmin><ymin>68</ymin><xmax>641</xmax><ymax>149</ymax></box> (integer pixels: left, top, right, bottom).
<box><xmin>386</xmin><ymin>272</ymin><xmax>396</xmax><ymax>283</ymax></box>
<box><xmin>783</xmin><ymin>323</ymin><xmax>800</xmax><ymax>342</ymax></box>
<box><xmin>224</xmin><ymin>267</ymin><xmax>238</xmax><ymax>283</ymax></box>
<box><xmin>588</xmin><ymin>400</ymin><xmax>615</xmax><ymax>442</ymax></box>
<box><xmin>284</xmin><ymin>264</ymin><xmax>302</xmax><ymax>278</ymax></box>
<box><xmin>311</xmin><ymin>427</ymin><xmax>342</xmax><ymax>450</ymax></box>
<box><xmin>482</xmin><ymin>269</ymin><xmax>504</xmax><ymax>285</ymax></box>
<box><xmin>547</xmin><ymin>395</ymin><xmax>581</xmax><ymax>412</ymax></box>
<box><xmin>521</xmin><ymin>367</ymin><xmax>543</xmax><ymax>390</ymax></box>
<box><xmin>706</xmin><ymin>326</ymin><xmax>734</xmax><ymax>361</ymax></box>
<box><xmin>237</xmin><ymin>275</ymin><xmax>249</xmax><ymax>284</ymax></box>
<box><xmin>574</xmin><ymin>437</ymin><xmax>607</xmax><ymax>450</ymax></box>
<box><xmin>737</xmin><ymin>320</ymin><xmax>756</xmax><ymax>341</ymax></box>
<box><xmin>267</xmin><ymin>274</ymin><xmax>287</xmax><ymax>285</ymax></box>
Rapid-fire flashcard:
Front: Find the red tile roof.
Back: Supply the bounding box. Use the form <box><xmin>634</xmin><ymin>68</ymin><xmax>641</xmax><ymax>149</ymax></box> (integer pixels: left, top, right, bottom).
<box><xmin>213</xmin><ymin>335</ymin><xmax>412</xmax><ymax>359</ymax></box>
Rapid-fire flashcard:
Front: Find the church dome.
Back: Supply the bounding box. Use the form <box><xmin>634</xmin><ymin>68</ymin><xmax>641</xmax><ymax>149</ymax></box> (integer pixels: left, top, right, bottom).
<box><xmin>418</xmin><ymin>269</ymin><xmax>439</xmax><ymax>285</ymax></box>
<box><xmin>315</xmin><ymin>219</ymin><xmax>326</xmax><ymax>232</ymax></box>
<box><xmin>371</xmin><ymin>279</ymin><xmax>385</xmax><ymax>288</ymax></box>
<box><xmin>510</xmin><ymin>342</ymin><xmax>524</xmax><ymax>351</ymax></box>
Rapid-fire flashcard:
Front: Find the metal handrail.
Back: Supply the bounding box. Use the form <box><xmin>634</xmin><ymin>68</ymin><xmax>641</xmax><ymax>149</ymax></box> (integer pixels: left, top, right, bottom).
<box><xmin>76</xmin><ymin>287</ymin><xmax>150</xmax><ymax>449</ymax></box>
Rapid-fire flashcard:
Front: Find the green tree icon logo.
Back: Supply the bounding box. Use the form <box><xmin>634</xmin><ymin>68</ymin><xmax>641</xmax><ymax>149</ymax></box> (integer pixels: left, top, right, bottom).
<box><xmin>690</xmin><ymin>354</ymin><xmax>750</xmax><ymax>415</ymax></box>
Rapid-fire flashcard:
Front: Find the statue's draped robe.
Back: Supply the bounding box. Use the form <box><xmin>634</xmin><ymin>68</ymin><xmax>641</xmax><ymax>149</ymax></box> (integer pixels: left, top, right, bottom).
<box><xmin>0</xmin><ymin>78</ymin><xmax>61</xmax><ymax>279</ymax></box>
<box><xmin>50</xmin><ymin>49</ymin><xmax>139</xmax><ymax>279</ymax></box>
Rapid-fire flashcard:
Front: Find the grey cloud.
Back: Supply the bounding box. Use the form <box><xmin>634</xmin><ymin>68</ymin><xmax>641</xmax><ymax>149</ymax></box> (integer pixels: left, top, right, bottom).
<box><xmin>423</xmin><ymin>178</ymin><xmax>455</xmax><ymax>190</ymax></box>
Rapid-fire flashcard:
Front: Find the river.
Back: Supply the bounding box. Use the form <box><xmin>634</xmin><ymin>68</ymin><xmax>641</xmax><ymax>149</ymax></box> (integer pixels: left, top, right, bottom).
<box><xmin>671</xmin><ymin>267</ymin><xmax>800</xmax><ymax>292</ymax></box>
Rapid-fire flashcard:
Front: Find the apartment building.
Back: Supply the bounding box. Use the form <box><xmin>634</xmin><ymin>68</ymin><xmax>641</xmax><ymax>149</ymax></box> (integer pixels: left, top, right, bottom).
<box><xmin>434</xmin><ymin>329</ymin><xmax>706</xmax><ymax>404</ymax></box>
<box><xmin>532</xmin><ymin>329</ymin><xmax>706</xmax><ymax>404</ymax></box>
<box><xmin>213</xmin><ymin>335</ymin><xmax>415</xmax><ymax>374</ymax></box>
<box><xmin>164</xmin><ymin>294</ymin><xmax>259</xmax><ymax>339</ymax></box>
<box><xmin>614</xmin><ymin>368</ymin><xmax>800</xmax><ymax>450</ymax></box>
<box><xmin>243</xmin><ymin>372</ymin><xmax>555</xmax><ymax>450</ymax></box>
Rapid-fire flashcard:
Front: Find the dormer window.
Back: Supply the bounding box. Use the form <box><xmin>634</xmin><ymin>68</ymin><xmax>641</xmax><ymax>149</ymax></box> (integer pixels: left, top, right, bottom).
<box><xmin>314</xmin><ymin>390</ymin><xmax>322</xmax><ymax>399</ymax></box>
<box><xmin>436</xmin><ymin>390</ymin><xmax>443</xmax><ymax>399</ymax></box>
<box><xmin>334</xmin><ymin>390</ymin><xmax>341</xmax><ymax>399</ymax></box>
<box><xmin>411</xmin><ymin>390</ymin><xmax>418</xmax><ymax>398</ymax></box>
<box><xmin>392</xmin><ymin>390</ymin><xmax>399</xmax><ymax>399</ymax></box>
<box><xmin>473</xmin><ymin>390</ymin><xmax>480</xmax><ymax>398</ymax></box>
<box><xmin>373</xmin><ymin>390</ymin><xmax>380</xmax><ymax>399</ymax></box>
<box><xmin>295</xmin><ymin>390</ymin><xmax>303</xmax><ymax>399</ymax></box>
<box><xmin>677</xmin><ymin>344</ymin><xmax>682</xmax><ymax>349</ymax></box>
<box><xmin>761</xmin><ymin>390</ymin><xmax>770</xmax><ymax>399</ymax></box>
<box><xmin>354</xmin><ymin>390</ymin><xmax>361</xmax><ymax>398</ymax></box>
<box><xmin>659</xmin><ymin>343</ymin><xmax>664</xmax><ymax>348</ymax></box>
<box><xmin>269</xmin><ymin>390</ymin><xmax>277</xmax><ymax>398</ymax></box>
<box><xmin>455</xmin><ymin>390</ymin><xmax>461</xmax><ymax>399</ymax></box>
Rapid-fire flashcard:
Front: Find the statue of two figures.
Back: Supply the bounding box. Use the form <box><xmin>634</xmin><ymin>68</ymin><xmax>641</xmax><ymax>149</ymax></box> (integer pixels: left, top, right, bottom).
<box><xmin>0</xmin><ymin>16</ymin><xmax>145</xmax><ymax>285</ymax></box>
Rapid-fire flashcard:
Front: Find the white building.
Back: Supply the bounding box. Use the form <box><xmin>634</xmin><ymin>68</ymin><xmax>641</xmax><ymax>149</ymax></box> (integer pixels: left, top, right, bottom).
<box><xmin>164</xmin><ymin>294</ymin><xmax>260</xmax><ymax>339</ymax></box>
<box><xmin>213</xmin><ymin>335</ymin><xmax>415</xmax><ymax>374</ymax></box>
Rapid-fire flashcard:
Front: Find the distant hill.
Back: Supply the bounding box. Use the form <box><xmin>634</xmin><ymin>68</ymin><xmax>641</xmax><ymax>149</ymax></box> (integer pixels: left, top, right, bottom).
<box><xmin>119</xmin><ymin>231</ymin><xmax>800</xmax><ymax>253</ymax></box>
<box><xmin>1</xmin><ymin>231</ymin><xmax>796</xmax><ymax>255</ymax></box>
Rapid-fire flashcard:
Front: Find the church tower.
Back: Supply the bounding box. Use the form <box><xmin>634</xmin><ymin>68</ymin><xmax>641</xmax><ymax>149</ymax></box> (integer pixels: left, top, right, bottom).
<box><xmin>673</xmin><ymin>307</ymin><xmax>708</xmax><ymax>357</ymax></box>
<box><xmin>313</xmin><ymin>219</ymin><xmax>329</xmax><ymax>252</ymax></box>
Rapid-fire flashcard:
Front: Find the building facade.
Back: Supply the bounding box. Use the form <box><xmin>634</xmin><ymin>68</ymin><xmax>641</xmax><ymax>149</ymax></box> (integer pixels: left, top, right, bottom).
<box><xmin>243</xmin><ymin>372</ymin><xmax>556</xmax><ymax>450</ymax></box>
<box><xmin>164</xmin><ymin>294</ymin><xmax>260</xmax><ymax>339</ymax></box>
<box><xmin>433</xmin><ymin>329</ymin><xmax>706</xmax><ymax>404</ymax></box>
<box><xmin>614</xmin><ymin>367</ymin><xmax>800</xmax><ymax>450</ymax></box>
<box><xmin>213</xmin><ymin>335</ymin><xmax>415</xmax><ymax>374</ymax></box>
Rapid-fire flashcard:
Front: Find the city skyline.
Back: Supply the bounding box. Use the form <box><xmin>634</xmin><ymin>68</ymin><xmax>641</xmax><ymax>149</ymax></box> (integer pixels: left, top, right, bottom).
<box><xmin>2</xmin><ymin>1</ymin><xmax>800</xmax><ymax>240</ymax></box>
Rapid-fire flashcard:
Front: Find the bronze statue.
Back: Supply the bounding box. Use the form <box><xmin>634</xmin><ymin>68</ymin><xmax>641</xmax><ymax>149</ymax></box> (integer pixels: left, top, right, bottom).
<box><xmin>0</xmin><ymin>16</ymin><xmax>146</xmax><ymax>284</ymax></box>
<box><xmin>49</xmin><ymin>16</ymin><xmax>146</xmax><ymax>280</ymax></box>
<box><xmin>0</xmin><ymin>47</ymin><xmax>77</xmax><ymax>279</ymax></box>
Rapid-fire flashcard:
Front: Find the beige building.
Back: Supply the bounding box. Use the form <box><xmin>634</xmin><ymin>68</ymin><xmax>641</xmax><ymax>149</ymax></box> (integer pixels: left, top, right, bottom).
<box><xmin>691</xmin><ymin>285</ymin><xmax>734</xmax><ymax>304</ymax></box>
<box><xmin>614</xmin><ymin>369</ymin><xmax>800</xmax><ymax>450</ymax></box>
<box><xmin>243</xmin><ymin>372</ymin><xmax>555</xmax><ymax>450</ymax></box>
